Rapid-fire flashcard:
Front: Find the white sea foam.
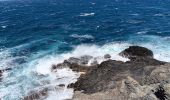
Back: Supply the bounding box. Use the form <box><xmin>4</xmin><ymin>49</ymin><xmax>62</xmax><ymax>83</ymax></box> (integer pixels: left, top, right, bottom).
<box><xmin>90</xmin><ymin>2</ymin><xmax>96</xmax><ymax>5</ymax></box>
<box><xmin>154</xmin><ymin>13</ymin><xmax>164</xmax><ymax>16</ymax></box>
<box><xmin>27</xmin><ymin>42</ymin><xmax>130</xmax><ymax>100</ymax></box>
<box><xmin>127</xmin><ymin>20</ymin><xmax>144</xmax><ymax>24</ymax></box>
<box><xmin>79</xmin><ymin>13</ymin><xmax>95</xmax><ymax>16</ymax></box>
<box><xmin>130</xmin><ymin>13</ymin><xmax>139</xmax><ymax>16</ymax></box>
<box><xmin>46</xmin><ymin>88</ymin><xmax>74</xmax><ymax>100</ymax></box>
<box><xmin>1</xmin><ymin>25</ymin><xmax>7</xmax><ymax>28</ymax></box>
<box><xmin>70</xmin><ymin>34</ymin><xmax>94</xmax><ymax>40</ymax></box>
<box><xmin>0</xmin><ymin>50</ymin><xmax>15</xmax><ymax>69</ymax></box>
<box><xmin>136</xmin><ymin>31</ymin><xmax>148</xmax><ymax>34</ymax></box>
<box><xmin>33</xmin><ymin>42</ymin><xmax>130</xmax><ymax>75</ymax></box>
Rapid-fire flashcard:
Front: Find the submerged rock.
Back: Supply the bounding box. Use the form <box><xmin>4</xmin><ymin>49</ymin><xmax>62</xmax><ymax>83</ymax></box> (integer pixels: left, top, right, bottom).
<box><xmin>104</xmin><ymin>54</ymin><xmax>111</xmax><ymax>59</ymax></box>
<box><xmin>71</xmin><ymin>46</ymin><xmax>170</xmax><ymax>100</ymax></box>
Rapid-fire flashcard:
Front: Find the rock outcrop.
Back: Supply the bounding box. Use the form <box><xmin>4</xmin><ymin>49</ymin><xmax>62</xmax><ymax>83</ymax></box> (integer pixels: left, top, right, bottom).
<box><xmin>23</xmin><ymin>46</ymin><xmax>170</xmax><ymax>100</ymax></box>
<box><xmin>70</xmin><ymin>46</ymin><xmax>170</xmax><ymax>100</ymax></box>
<box><xmin>51</xmin><ymin>55</ymin><xmax>99</xmax><ymax>73</ymax></box>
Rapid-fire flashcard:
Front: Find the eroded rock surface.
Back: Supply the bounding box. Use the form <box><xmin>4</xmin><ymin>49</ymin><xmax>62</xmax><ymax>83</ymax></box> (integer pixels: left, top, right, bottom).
<box><xmin>24</xmin><ymin>46</ymin><xmax>170</xmax><ymax>100</ymax></box>
<box><xmin>71</xmin><ymin>46</ymin><xmax>170</xmax><ymax>100</ymax></box>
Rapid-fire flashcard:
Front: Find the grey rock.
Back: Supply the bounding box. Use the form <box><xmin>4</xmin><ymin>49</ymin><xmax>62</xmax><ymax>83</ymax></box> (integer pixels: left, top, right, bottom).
<box><xmin>104</xmin><ymin>54</ymin><xmax>111</xmax><ymax>59</ymax></box>
<box><xmin>67</xmin><ymin>55</ymin><xmax>93</xmax><ymax>65</ymax></box>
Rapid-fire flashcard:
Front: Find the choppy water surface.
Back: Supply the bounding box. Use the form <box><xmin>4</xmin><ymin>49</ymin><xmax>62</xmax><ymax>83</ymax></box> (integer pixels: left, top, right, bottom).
<box><xmin>0</xmin><ymin>0</ymin><xmax>170</xmax><ymax>99</ymax></box>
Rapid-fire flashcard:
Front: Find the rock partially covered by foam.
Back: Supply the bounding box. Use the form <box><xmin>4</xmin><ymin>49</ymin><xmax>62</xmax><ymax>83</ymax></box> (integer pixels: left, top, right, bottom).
<box><xmin>68</xmin><ymin>55</ymin><xmax>93</xmax><ymax>65</ymax></box>
<box><xmin>104</xmin><ymin>54</ymin><xmax>111</xmax><ymax>59</ymax></box>
<box><xmin>23</xmin><ymin>88</ymin><xmax>48</xmax><ymax>100</ymax></box>
<box><xmin>0</xmin><ymin>68</ymin><xmax>12</xmax><ymax>80</ymax></box>
<box><xmin>51</xmin><ymin>55</ymin><xmax>98</xmax><ymax>73</ymax></box>
<box><xmin>119</xmin><ymin>46</ymin><xmax>153</xmax><ymax>59</ymax></box>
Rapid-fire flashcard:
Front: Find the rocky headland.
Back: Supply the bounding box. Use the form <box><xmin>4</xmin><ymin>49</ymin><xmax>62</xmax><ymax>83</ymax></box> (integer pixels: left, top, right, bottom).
<box><xmin>16</xmin><ymin>46</ymin><xmax>170</xmax><ymax>100</ymax></box>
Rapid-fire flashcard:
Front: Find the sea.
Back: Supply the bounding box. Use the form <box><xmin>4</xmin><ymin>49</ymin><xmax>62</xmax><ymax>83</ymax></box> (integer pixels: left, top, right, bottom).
<box><xmin>0</xmin><ymin>0</ymin><xmax>170</xmax><ymax>99</ymax></box>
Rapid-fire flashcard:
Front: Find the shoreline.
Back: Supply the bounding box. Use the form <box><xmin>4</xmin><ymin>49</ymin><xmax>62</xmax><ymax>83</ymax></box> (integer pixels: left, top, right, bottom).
<box><xmin>14</xmin><ymin>46</ymin><xmax>170</xmax><ymax>100</ymax></box>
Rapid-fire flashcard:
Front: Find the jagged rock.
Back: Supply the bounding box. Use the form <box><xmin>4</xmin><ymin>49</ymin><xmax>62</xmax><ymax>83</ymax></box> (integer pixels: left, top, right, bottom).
<box><xmin>71</xmin><ymin>46</ymin><xmax>170</xmax><ymax>100</ymax></box>
<box><xmin>51</xmin><ymin>60</ymin><xmax>71</xmax><ymax>72</ymax></box>
<box><xmin>51</xmin><ymin>55</ymin><xmax>97</xmax><ymax>73</ymax></box>
<box><xmin>154</xmin><ymin>85</ymin><xmax>170</xmax><ymax>100</ymax></box>
<box><xmin>119</xmin><ymin>46</ymin><xmax>153</xmax><ymax>60</ymax></box>
<box><xmin>68</xmin><ymin>57</ymin><xmax>81</xmax><ymax>64</ymax></box>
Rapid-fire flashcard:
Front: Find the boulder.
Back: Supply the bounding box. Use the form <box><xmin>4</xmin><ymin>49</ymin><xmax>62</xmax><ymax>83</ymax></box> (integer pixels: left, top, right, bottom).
<box><xmin>104</xmin><ymin>54</ymin><xmax>111</xmax><ymax>59</ymax></box>
<box><xmin>67</xmin><ymin>55</ymin><xmax>93</xmax><ymax>65</ymax></box>
<box><xmin>119</xmin><ymin>46</ymin><xmax>153</xmax><ymax>59</ymax></box>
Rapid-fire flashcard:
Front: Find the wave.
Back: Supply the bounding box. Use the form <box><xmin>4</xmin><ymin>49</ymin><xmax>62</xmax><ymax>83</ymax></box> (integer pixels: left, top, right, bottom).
<box><xmin>1</xmin><ymin>25</ymin><xmax>7</xmax><ymax>29</ymax></box>
<box><xmin>136</xmin><ymin>31</ymin><xmax>148</xmax><ymax>34</ymax></box>
<box><xmin>127</xmin><ymin>20</ymin><xmax>144</xmax><ymax>24</ymax></box>
<box><xmin>79</xmin><ymin>13</ymin><xmax>95</xmax><ymax>17</ymax></box>
<box><xmin>70</xmin><ymin>34</ymin><xmax>94</xmax><ymax>40</ymax></box>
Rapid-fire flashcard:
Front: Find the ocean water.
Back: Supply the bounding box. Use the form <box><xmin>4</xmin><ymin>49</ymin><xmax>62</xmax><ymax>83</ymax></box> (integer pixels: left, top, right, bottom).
<box><xmin>0</xmin><ymin>0</ymin><xmax>170</xmax><ymax>99</ymax></box>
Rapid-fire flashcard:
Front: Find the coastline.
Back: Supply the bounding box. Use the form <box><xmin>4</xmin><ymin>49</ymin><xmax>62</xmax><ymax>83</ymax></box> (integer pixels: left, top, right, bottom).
<box><xmin>12</xmin><ymin>46</ymin><xmax>170</xmax><ymax>100</ymax></box>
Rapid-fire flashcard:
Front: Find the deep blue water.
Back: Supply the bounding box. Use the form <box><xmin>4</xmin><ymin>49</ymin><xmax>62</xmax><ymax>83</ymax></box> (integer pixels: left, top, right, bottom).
<box><xmin>0</xmin><ymin>0</ymin><xmax>170</xmax><ymax>99</ymax></box>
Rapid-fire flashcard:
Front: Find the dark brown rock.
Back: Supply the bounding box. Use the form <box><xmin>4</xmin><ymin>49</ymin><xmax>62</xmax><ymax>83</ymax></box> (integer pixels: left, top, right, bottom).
<box><xmin>23</xmin><ymin>88</ymin><xmax>48</xmax><ymax>100</ymax></box>
<box><xmin>70</xmin><ymin>46</ymin><xmax>170</xmax><ymax>100</ymax></box>
<box><xmin>51</xmin><ymin>56</ymin><xmax>97</xmax><ymax>73</ymax></box>
<box><xmin>72</xmin><ymin>58</ymin><xmax>166</xmax><ymax>93</ymax></box>
<box><xmin>72</xmin><ymin>63</ymin><xmax>170</xmax><ymax>100</ymax></box>
<box><xmin>119</xmin><ymin>46</ymin><xmax>153</xmax><ymax>60</ymax></box>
